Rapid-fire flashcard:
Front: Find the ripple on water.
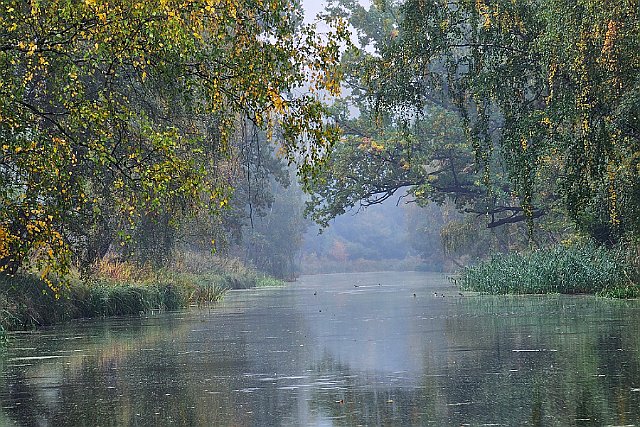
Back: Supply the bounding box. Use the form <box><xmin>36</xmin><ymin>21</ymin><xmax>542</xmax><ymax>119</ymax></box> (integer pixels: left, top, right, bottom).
<box><xmin>2</xmin><ymin>272</ymin><xmax>640</xmax><ymax>426</ymax></box>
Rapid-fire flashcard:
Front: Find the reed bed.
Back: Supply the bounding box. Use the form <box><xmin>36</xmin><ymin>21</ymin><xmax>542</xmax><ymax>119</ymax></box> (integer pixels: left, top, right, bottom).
<box><xmin>0</xmin><ymin>254</ymin><xmax>284</xmax><ymax>336</ymax></box>
<box><xmin>457</xmin><ymin>243</ymin><xmax>640</xmax><ymax>298</ymax></box>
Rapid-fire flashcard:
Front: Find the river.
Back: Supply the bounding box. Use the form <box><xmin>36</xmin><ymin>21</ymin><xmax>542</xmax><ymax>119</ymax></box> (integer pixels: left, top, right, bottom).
<box><xmin>1</xmin><ymin>271</ymin><xmax>640</xmax><ymax>425</ymax></box>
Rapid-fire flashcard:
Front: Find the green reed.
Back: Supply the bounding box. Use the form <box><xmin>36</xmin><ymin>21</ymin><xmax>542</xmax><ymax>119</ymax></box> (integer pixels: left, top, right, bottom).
<box><xmin>457</xmin><ymin>243</ymin><xmax>639</xmax><ymax>298</ymax></box>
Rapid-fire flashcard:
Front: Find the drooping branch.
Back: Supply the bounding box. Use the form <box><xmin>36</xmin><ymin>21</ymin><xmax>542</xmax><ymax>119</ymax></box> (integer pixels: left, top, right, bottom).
<box><xmin>487</xmin><ymin>209</ymin><xmax>545</xmax><ymax>228</ymax></box>
<box><xmin>465</xmin><ymin>206</ymin><xmax>546</xmax><ymax>228</ymax></box>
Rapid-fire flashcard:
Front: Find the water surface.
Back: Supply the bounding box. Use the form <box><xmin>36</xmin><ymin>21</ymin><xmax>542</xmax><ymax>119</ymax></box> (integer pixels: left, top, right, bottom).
<box><xmin>1</xmin><ymin>271</ymin><xmax>640</xmax><ymax>426</ymax></box>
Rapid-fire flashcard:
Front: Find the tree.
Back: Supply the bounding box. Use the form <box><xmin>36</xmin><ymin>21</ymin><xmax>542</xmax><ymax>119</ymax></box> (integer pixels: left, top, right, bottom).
<box><xmin>338</xmin><ymin>0</ymin><xmax>640</xmax><ymax>245</ymax></box>
<box><xmin>0</xmin><ymin>0</ymin><xmax>346</xmax><ymax>286</ymax></box>
<box><xmin>131</xmin><ymin>120</ymin><xmax>291</xmax><ymax>267</ymax></box>
<box><xmin>304</xmin><ymin>102</ymin><xmax>514</xmax><ymax>228</ymax></box>
<box><xmin>237</xmin><ymin>176</ymin><xmax>308</xmax><ymax>280</ymax></box>
<box><xmin>305</xmin><ymin>1</ymin><xmax>556</xmax><ymax>239</ymax></box>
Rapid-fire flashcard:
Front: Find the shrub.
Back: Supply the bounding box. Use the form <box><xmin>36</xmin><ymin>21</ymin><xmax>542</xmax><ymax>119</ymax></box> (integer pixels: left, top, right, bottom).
<box><xmin>0</xmin><ymin>253</ymin><xmax>285</xmax><ymax>335</ymax></box>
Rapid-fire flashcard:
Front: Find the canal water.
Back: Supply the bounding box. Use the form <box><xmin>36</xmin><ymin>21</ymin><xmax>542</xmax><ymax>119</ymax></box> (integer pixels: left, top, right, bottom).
<box><xmin>1</xmin><ymin>271</ymin><xmax>640</xmax><ymax>426</ymax></box>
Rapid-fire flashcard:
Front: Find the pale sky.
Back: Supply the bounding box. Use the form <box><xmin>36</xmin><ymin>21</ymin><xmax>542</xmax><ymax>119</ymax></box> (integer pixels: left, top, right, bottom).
<box><xmin>301</xmin><ymin>0</ymin><xmax>372</xmax><ymax>24</ymax></box>
<box><xmin>301</xmin><ymin>0</ymin><xmax>327</xmax><ymax>24</ymax></box>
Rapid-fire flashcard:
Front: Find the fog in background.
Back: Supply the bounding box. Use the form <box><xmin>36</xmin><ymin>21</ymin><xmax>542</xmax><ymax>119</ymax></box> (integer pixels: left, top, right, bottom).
<box><xmin>300</xmin><ymin>198</ymin><xmax>449</xmax><ymax>275</ymax></box>
<box><xmin>229</xmin><ymin>0</ymin><xmax>448</xmax><ymax>278</ymax></box>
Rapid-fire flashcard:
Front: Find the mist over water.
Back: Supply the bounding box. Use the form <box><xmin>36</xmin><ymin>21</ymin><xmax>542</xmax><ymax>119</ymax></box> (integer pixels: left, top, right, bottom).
<box><xmin>2</xmin><ymin>272</ymin><xmax>640</xmax><ymax>425</ymax></box>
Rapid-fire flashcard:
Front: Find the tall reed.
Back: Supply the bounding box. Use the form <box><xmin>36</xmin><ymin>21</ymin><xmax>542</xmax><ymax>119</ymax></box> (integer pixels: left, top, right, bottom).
<box><xmin>457</xmin><ymin>243</ymin><xmax>639</xmax><ymax>298</ymax></box>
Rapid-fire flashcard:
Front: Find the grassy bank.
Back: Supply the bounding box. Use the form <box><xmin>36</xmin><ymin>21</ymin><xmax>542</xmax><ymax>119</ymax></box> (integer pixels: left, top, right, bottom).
<box><xmin>0</xmin><ymin>254</ymin><xmax>285</xmax><ymax>338</ymax></box>
<box><xmin>456</xmin><ymin>243</ymin><xmax>640</xmax><ymax>298</ymax></box>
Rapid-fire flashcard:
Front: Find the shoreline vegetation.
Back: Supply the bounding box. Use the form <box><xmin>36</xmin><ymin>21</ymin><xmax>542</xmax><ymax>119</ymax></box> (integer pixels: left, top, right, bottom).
<box><xmin>0</xmin><ymin>253</ymin><xmax>285</xmax><ymax>340</ymax></box>
<box><xmin>456</xmin><ymin>243</ymin><xmax>640</xmax><ymax>299</ymax></box>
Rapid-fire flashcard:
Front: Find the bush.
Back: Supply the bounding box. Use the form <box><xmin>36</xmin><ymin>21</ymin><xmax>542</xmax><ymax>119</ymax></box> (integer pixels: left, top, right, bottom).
<box><xmin>457</xmin><ymin>243</ymin><xmax>639</xmax><ymax>298</ymax></box>
<box><xmin>0</xmin><ymin>274</ymin><xmax>231</xmax><ymax>332</ymax></box>
<box><xmin>0</xmin><ymin>254</ymin><xmax>286</xmax><ymax>334</ymax></box>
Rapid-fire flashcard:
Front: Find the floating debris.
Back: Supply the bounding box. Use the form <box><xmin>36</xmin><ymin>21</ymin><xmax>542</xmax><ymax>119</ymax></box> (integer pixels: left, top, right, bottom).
<box><xmin>447</xmin><ymin>402</ymin><xmax>473</xmax><ymax>406</ymax></box>
<box><xmin>9</xmin><ymin>355</ymin><xmax>70</xmax><ymax>362</ymax></box>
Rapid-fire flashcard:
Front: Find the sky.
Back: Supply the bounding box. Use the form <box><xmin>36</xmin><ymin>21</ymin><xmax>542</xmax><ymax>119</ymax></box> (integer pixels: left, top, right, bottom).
<box><xmin>301</xmin><ymin>0</ymin><xmax>326</xmax><ymax>23</ymax></box>
<box><xmin>301</xmin><ymin>0</ymin><xmax>372</xmax><ymax>24</ymax></box>
<box><xmin>300</xmin><ymin>0</ymin><xmax>373</xmax><ymax>47</ymax></box>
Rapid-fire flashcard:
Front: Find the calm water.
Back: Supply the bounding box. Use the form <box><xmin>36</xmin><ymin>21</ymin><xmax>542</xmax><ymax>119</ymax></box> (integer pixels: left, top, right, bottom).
<box><xmin>1</xmin><ymin>271</ymin><xmax>640</xmax><ymax>426</ymax></box>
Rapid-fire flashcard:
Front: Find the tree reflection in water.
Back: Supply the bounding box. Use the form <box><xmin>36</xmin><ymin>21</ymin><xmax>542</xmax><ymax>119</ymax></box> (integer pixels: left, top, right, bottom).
<box><xmin>0</xmin><ymin>273</ymin><xmax>639</xmax><ymax>425</ymax></box>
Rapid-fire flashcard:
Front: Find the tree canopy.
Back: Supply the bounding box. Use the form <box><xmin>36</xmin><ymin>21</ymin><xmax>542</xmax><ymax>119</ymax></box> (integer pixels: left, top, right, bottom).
<box><xmin>305</xmin><ymin>0</ymin><xmax>640</xmax><ymax>246</ymax></box>
<box><xmin>0</xmin><ymin>0</ymin><xmax>346</xmax><ymax>287</ymax></box>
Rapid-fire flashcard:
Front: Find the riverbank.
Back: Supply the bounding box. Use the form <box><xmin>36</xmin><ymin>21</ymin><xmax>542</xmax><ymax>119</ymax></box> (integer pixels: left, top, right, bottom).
<box><xmin>0</xmin><ymin>255</ymin><xmax>285</xmax><ymax>339</ymax></box>
<box><xmin>456</xmin><ymin>243</ymin><xmax>640</xmax><ymax>298</ymax></box>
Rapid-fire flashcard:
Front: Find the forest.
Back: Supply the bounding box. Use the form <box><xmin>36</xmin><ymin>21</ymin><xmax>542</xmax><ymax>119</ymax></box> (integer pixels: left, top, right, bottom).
<box><xmin>0</xmin><ymin>0</ymin><xmax>639</xmax><ymax>329</ymax></box>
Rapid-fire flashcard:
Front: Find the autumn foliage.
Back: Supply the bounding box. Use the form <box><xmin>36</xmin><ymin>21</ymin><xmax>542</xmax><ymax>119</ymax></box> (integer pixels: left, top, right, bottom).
<box><xmin>0</xmin><ymin>0</ymin><xmax>346</xmax><ymax>288</ymax></box>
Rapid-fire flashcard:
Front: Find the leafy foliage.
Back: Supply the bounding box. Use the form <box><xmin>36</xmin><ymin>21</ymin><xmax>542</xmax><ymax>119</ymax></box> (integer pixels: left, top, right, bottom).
<box><xmin>0</xmin><ymin>0</ymin><xmax>347</xmax><ymax>286</ymax></box>
<box><xmin>339</xmin><ymin>0</ymin><xmax>640</xmax><ymax>244</ymax></box>
<box><xmin>305</xmin><ymin>104</ymin><xmax>484</xmax><ymax>224</ymax></box>
<box><xmin>305</xmin><ymin>0</ymin><xmax>559</xmax><ymax>241</ymax></box>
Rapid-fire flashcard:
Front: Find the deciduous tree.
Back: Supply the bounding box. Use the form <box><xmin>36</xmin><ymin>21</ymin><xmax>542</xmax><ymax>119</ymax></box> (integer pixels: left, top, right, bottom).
<box><xmin>0</xmin><ymin>0</ymin><xmax>346</xmax><ymax>287</ymax></box>
<box><xmin>310</xmin><ymin>0</ymin><xmax>640</xmax><ymax>246</ymax></box>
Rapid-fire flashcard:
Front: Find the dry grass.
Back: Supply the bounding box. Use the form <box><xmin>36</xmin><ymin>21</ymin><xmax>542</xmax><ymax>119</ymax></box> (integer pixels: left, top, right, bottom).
<box><xmin>92</xmin><ymin>255</ymin><xmax>154</xmax><ymax>283</ymax></box>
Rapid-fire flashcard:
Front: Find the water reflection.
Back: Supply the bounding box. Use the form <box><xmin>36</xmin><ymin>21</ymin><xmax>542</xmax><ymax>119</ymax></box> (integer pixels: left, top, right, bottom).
<box><xmin>1</xmin><ymin>271</ymin><xmax>640</xmax><ymax>425</ymax></box>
